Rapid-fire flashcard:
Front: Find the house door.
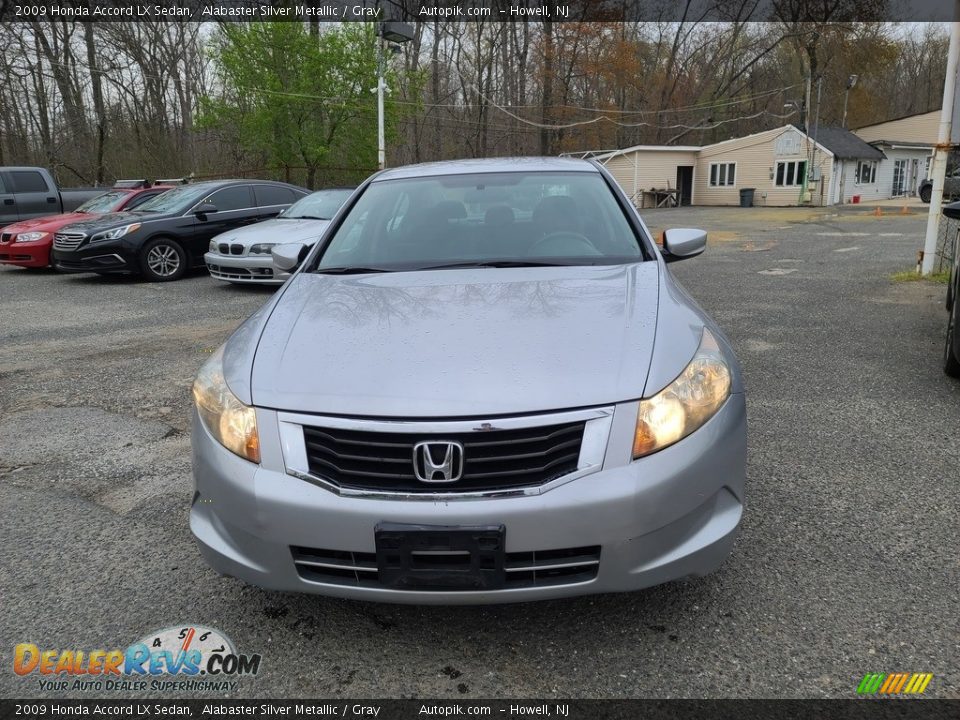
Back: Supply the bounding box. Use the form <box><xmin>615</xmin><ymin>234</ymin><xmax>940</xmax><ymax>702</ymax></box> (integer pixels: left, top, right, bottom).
<box><xmin>892</xmin><ymin>160</ymin><xmax>907</xmax><ymax>196</ymax></box>
<box><xmin>909</xmin><ymin>159</ymin><xmax>920</xmax><ymax>195</ymax></box>
<box><xmin>676</xmin><ymin>166</ymin><xmax>694</xmax><ymax>206</ymax></box>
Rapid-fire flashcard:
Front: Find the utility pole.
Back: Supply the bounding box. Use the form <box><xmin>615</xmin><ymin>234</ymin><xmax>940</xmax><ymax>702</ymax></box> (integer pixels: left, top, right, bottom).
<box><xmin>376</xmin><ymin>33</ymin><xmax>386</xmax><ymax>170</ymax></box>
<box><xmin>921</xmin><ymin>12</ymin><xmax>960</xmax><ymax>275</ymax></box>
<box><xmin>800</xmin><ymin>75</ymin><xmax>813</xmax><ymax>204</ymax></box>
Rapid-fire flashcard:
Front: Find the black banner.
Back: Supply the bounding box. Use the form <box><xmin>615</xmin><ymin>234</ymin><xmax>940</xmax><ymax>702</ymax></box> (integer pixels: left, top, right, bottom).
<box><xmin>0</xmin><ymin>0</ymin><xmax>956</xmax><ymax>23</ymax></box>
<box><xmin>2</xmin><ymin>700</ymin><xmax>960</xmax><ymax>720</ymax></box>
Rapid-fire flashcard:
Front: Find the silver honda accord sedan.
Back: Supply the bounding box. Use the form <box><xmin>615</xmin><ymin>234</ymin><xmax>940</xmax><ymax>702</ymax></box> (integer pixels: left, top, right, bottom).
<box><xmin>190</xmin><ymin>157</ymin><xmax>746</xmax><ymax>604</ymax></box>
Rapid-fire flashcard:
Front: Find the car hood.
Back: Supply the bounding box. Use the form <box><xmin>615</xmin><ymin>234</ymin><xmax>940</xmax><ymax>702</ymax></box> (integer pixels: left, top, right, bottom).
<box><xmin>212</xmin><ymin>217</ymin><xmax>331</xmax><ymax>246</ymax></box>
<box><xmin>58</xmin><ymin>211</ymin><xmax>160</xmax><ymax>234</ymax></box>
<box><xmin>249</xmin><ymin>263</ymin><xmax>661</xmax><ymax>417</ymax></box>
<box><xmin>2</xmin><ymin>212</ymin><xmax>102</xmax><ymax>234</ymax></box>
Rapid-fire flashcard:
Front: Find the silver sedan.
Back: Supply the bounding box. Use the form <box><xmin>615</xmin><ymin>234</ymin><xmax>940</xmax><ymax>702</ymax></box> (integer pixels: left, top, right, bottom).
<box><xmin>190</xmin><ymin>158</ymin><xmax>746</xmax><ymax>603</ymax></box>
<box><xmin>204</xmin><ymin>188</ymin><xmax>354</xmax><ymax>285</ymax></box>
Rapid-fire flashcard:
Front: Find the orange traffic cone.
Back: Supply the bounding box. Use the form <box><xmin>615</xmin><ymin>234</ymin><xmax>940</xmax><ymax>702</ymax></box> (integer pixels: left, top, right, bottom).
<box><xmin>874</xmin><ymin>206</ymin><xmax>883</xmax><ymax>217</ymax></box>
<box><xmin>900</xmin><ymin>205</ymin><xmax>909</xmax><ymax>215</ymax></box>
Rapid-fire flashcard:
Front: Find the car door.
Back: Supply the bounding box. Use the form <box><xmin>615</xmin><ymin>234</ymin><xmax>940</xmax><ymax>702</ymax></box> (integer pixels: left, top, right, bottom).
<box><xmin>9</xmin><ymin>169</ymin><xmax>58</xmax><ymax>219</ymax></box>
<box><xmin>0</xmin><ymin>173</ymin><xmax>17</xmax><ymax>225</ymax></box>
<box><xmin>185</xmin><ymin>185</ymin><xmax>258</xmax><ymax>257</ymax></box>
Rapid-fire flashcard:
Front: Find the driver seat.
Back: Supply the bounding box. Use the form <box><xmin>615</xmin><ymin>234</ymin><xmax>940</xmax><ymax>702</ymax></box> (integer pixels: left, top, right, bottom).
<box><xmin>532</xmin><ymin>195</ymin><xmax>580</xmax><ymax>238</ymax></box>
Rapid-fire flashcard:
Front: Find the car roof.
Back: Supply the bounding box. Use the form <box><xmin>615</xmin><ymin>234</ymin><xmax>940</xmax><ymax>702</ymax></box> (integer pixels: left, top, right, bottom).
<box><xmin>184</xmin><ymin>179</ymin><xmax>306</xmax><ymax>190</ymax></box>
<box><xmin>374</xmin><ymin>157</ymin><xmax>599</xmax><ymax>181</ymax></box>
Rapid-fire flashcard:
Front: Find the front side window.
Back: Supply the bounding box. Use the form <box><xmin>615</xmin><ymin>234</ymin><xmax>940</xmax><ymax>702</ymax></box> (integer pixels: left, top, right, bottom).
<box><xmin>206</xmin><ymin>186</ymin><xmax>254</xmax><ymax>212</ymax></box>
<box><xmin>775</xmin><ymin>160</ymin><xmax>807</xmax><ymax>187</ymax></box>
<box><xmin>313</xmin><ymin>171</ymin><xmax>644</xmax><ymax>272</ymax></box>
<box><xmin>709</xmin><ymin>162</ymin><xmax>736</xmax><ymax>187</ymax></box>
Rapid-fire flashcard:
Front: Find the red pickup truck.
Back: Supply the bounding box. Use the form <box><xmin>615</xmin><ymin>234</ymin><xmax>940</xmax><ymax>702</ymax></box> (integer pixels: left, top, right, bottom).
<box><xmin>0</xmin><ymin>181</ymin><xmax>173</xmax><ymax>268</ymax></box>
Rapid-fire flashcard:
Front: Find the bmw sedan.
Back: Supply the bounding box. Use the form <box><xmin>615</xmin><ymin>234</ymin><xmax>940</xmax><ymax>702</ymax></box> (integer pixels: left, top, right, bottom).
<box><xmin>190</xmin><ymin>157</ymin><xmax>746</xmax><ymax>604</ymax></box>
<box><xmin>204</xmin><ymin>187</ymin><xmax>354</xmax><ymax>285</ymax></box>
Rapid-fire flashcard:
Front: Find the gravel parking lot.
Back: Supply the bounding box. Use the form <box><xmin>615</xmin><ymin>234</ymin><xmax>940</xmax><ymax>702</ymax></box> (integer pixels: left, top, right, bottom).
<box><xmin>1</xmin><ymin>206</ymin><xmax>957</xmax><ymax>699</ymax></box>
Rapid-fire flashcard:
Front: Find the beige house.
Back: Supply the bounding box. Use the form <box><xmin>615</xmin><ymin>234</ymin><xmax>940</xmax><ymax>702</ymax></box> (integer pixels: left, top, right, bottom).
<box><xmin>592</xmin><ymin>121</ymin><xmax>932</xmax><ymax>207</ymax></box>
<box><xmin>694</xmin><ymin>126</ymin><xmax>836</xmax><ymax>206</ymax></box>
<box><xmin>598</xmin><ymin>145</ymin><xmax>700</xmax><ymax>206</ymax></box>
<box><xmin>854</xmin><ymin>110</ymin><xmax>940</xmax><ymax>145</ymax></box>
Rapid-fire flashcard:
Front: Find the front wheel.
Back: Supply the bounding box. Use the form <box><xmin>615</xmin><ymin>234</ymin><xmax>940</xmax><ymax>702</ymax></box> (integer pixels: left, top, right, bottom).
<box><xmin>945</xmin><ymin>296</ymin><xmax>960</xmax><ymax>378</ymax></box>
<box><xmin>139</xmin><ymin>238</ymin><xmax>186</xmax><ymax>282</ymax></box>
<box><xmin>920</xmin><ymin>185</ymin><xmax>932</xmax><ymax>203</ymax></box>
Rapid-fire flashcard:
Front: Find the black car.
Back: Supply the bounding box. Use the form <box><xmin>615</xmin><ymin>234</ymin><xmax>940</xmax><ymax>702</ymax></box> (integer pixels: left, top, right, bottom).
<box><xmin>942</xmin><ymin>201</ymin><xmax>960</xmax><ymax>377</ymax></box>
<box><xmin>51</xmin><ymin>180</ymin><xmax>308</xmax><ymax>281</ymax></box>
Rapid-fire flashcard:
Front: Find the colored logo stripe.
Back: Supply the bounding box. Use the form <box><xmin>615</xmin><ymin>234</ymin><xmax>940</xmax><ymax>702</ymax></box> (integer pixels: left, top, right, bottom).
<box><xmin>857</xmin><ymin>673</ymin><xmax>932</xmax><ymax>695</ymax></box>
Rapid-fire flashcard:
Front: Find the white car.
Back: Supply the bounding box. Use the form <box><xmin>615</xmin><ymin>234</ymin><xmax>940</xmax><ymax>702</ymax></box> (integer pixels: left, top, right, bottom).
<box><xmin>204</xmin><ymin>188</ymin><xmax>354</xmax><ymax>285</ymax></box>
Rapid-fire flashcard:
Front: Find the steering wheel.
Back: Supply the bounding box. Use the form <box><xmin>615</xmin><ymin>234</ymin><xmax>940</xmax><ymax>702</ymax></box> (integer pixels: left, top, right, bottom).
<box><xmin>528</xmin><ymin>231</ymin><xmax>598</xmax><ymax>257</ymax></box>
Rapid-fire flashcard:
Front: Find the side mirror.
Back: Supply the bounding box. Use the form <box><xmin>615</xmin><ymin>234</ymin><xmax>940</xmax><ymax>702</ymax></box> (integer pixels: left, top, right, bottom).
<box><xmin>662</xmin><ymin>228</ymin><xmax>707</xmax><ymax>263</ymax></box>
<box><xmin>194</xmin><ymin>203</ymin><xmax>217</xmax><ymax>219</ymax></box>
<box><xmin>272</xmin><ymin>242</ymin><xmax>308</xmax><ymax>272</ymax></box>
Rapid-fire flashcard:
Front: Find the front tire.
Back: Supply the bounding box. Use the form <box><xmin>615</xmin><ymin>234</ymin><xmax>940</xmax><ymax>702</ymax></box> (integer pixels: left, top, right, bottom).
<box><xmin>139</xmin><ymin>238</ymin><xmax>186</xmax><ymax>282</ymax></box>
<box><xmin>945</xmin><ymin>295</ymin><xmax>960</xmax><ymax>378</ymax></box>
<box><xmin>920</xmin><ymin>185</ymin><xmax>932</xmax><ymax>203</ymax></box>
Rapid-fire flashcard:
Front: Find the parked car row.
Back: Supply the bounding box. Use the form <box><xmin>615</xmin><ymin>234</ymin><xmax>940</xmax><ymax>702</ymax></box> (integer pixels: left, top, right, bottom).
<box><xmin>0</xmin><ymin>168</ymin><xmax>355</xmax><ymax>284</ymax></box>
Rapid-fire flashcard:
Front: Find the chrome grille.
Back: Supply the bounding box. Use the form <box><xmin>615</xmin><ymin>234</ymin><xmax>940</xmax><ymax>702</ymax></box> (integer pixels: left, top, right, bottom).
<box><xmin>53</xmin><ymin>231</ymin><xmax>86</xmax><ymax>251</ymax></box>
<box><xmin>301</xmin><ymin>421</ymin><xmax>585</xmax><ymax>493</ymax></box>
<box><xmin>291</xmin><ymin>545</ymin><xmax>601</xmax><ymax>590</ymax></box>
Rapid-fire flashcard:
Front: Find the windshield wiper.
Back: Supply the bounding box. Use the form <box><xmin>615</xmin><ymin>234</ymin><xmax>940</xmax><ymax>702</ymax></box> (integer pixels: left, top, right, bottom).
<box><xmin>288</xmin><ymin>215</ymin><xmax>330</xmax><ymax>220</ymax></box>
<box><xmin>415</xmin><ymin>260</ymin><xmax>574</xmax><ymax>270</ymax></box>
<box><xmin>315</xmin><ymin>266</ymin><xmax>395</xmax><ymax>275</ymax></box>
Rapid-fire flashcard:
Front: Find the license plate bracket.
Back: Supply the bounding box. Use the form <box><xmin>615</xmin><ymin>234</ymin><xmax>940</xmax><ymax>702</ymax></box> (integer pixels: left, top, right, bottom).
<box><xmin>375</xmin><ymin>523</ymin><xmax>506</xmax><ymax>590</ymax></box>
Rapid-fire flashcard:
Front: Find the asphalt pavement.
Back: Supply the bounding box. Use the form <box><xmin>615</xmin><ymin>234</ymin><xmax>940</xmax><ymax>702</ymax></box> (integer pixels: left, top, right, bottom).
<box><xmin>1</xmin><ymin>206</ymin><xmax>957</xmax><ymax>699</ymax></box>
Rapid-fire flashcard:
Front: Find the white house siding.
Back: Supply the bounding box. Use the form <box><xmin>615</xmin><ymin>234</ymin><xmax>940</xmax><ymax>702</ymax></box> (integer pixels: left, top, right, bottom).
<box><xmin>694</xmin><ymin>126</ymin><xmax>834</xmax><ymax>206</ymax></box>
<box><xmin>832</xmin><ymin>147</ymin><xmax>932</xmax><ymax>203</ymax></box>
<box><xmin>602</xmin><ymin>149</ymin><xmax>699</xmax><ymax>201</ymax></box>
<box><xmin>854</xmin><ymin>110</ymin><xmax>940</xmax><ymax>145</ymax></box>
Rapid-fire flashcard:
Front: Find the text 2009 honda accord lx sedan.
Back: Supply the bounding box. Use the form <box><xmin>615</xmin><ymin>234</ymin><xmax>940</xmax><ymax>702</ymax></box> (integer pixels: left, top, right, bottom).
<box><xmin>190</xmin><ymin>157</ymin><xmax>746</xmax><ymax>604</ymax></box>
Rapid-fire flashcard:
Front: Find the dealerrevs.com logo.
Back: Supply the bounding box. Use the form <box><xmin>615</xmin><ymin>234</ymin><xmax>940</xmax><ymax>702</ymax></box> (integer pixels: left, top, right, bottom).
<box><xmin>13</xmin><ymin>625</ymin><xmax>261</xmax><ymax>693</ymax></box>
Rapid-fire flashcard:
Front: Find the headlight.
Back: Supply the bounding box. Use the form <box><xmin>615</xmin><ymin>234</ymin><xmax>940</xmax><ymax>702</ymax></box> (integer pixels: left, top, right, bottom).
<box><xmin>90</xmin><ymin>223</ymin><xmax>141</xmax><ymax>243</ymax></box>
<box><xmin>209</xmin><ymin>240</ymin><xmax>218</xmax><ymax>253</ymax></box>
<box><xmin>633</xmin><ymin>328</ymin><xmax>731</xmax><ymax>458</ymax></box>
<box><xmin>192</xmin><ymin>346</ymin><xmax>260</xmax><ymax>463</ymax></box>
<box><xmin>15</xmin><ymin>232</ymin><xmax>47</xmax><ymax>242</ymax></box>
<box><xmin>249</xmin><ymin>243</ymin><xmax>275</xmax><ymax>255</ymax></box>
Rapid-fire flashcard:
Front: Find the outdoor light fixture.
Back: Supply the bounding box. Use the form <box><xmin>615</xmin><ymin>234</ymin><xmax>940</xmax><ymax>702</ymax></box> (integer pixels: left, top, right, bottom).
<box><xmin>379</xmin><ymin>22</ymin><xmax>414</xmax><ymax>44</ymax></box>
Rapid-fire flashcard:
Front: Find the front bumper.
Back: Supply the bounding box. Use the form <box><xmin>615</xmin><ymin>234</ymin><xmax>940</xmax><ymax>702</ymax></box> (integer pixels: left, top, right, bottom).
<box><xmin>0</xmin><ymin>238</ymin><xmax>52</xmax><ymax>268</ymax></box>
<box><xmin>190</xmin><ymin>395</ymin><xmax>746</xmax><ymax>604</ymax></box>
<box><xmin>204</xmin><ymin>252</ymin><xmax>286</xmax><ymax>285</ymax></box>
<box><xmin>53</xmin><ymin>244</ymin><xmax>132</xmax><ymax>273</ymax></box>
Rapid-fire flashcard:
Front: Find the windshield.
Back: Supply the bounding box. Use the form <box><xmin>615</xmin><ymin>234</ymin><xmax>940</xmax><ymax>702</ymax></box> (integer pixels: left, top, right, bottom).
<box><xmin>75</xmin><ymin>191</ymin><xmax>129</xmax><ymax>214</ymax></box>
<box><xmin>281</xmin><ymin>189</ymin><xmax>353</xmax><ymax>220</ymax></box>
<box><xmin>313</xmin><ymin>172</ymin><xmax>642</xmax><ymax>272</ymax></box>
<box><xmin>134</xmin><ymin>184</ymin><xmax>210</xmax><ymax>214</ymax></box>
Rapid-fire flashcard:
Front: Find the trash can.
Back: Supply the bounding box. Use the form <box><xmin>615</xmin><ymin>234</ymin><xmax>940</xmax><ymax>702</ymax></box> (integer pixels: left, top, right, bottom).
<box><xmin>739</xmin><ymin>188</ymin><xmax>755</xmax><ymax>208</ymax></box>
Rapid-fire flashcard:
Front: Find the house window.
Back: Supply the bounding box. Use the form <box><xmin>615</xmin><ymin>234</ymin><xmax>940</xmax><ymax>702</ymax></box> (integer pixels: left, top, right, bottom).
<box><xmin>775</xmin><ymin>160</ymin><xmax>807</xmax><ymax>187</ymax></box>
<box><xmin>856</xmin><ymin>160</ymin><xmax>878</xmax><ymax>184</ymax></box>
<box><xmin>709</xmin><ymin>162</ymin><xmax>736</xmax><ymax>187</ymax></box>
